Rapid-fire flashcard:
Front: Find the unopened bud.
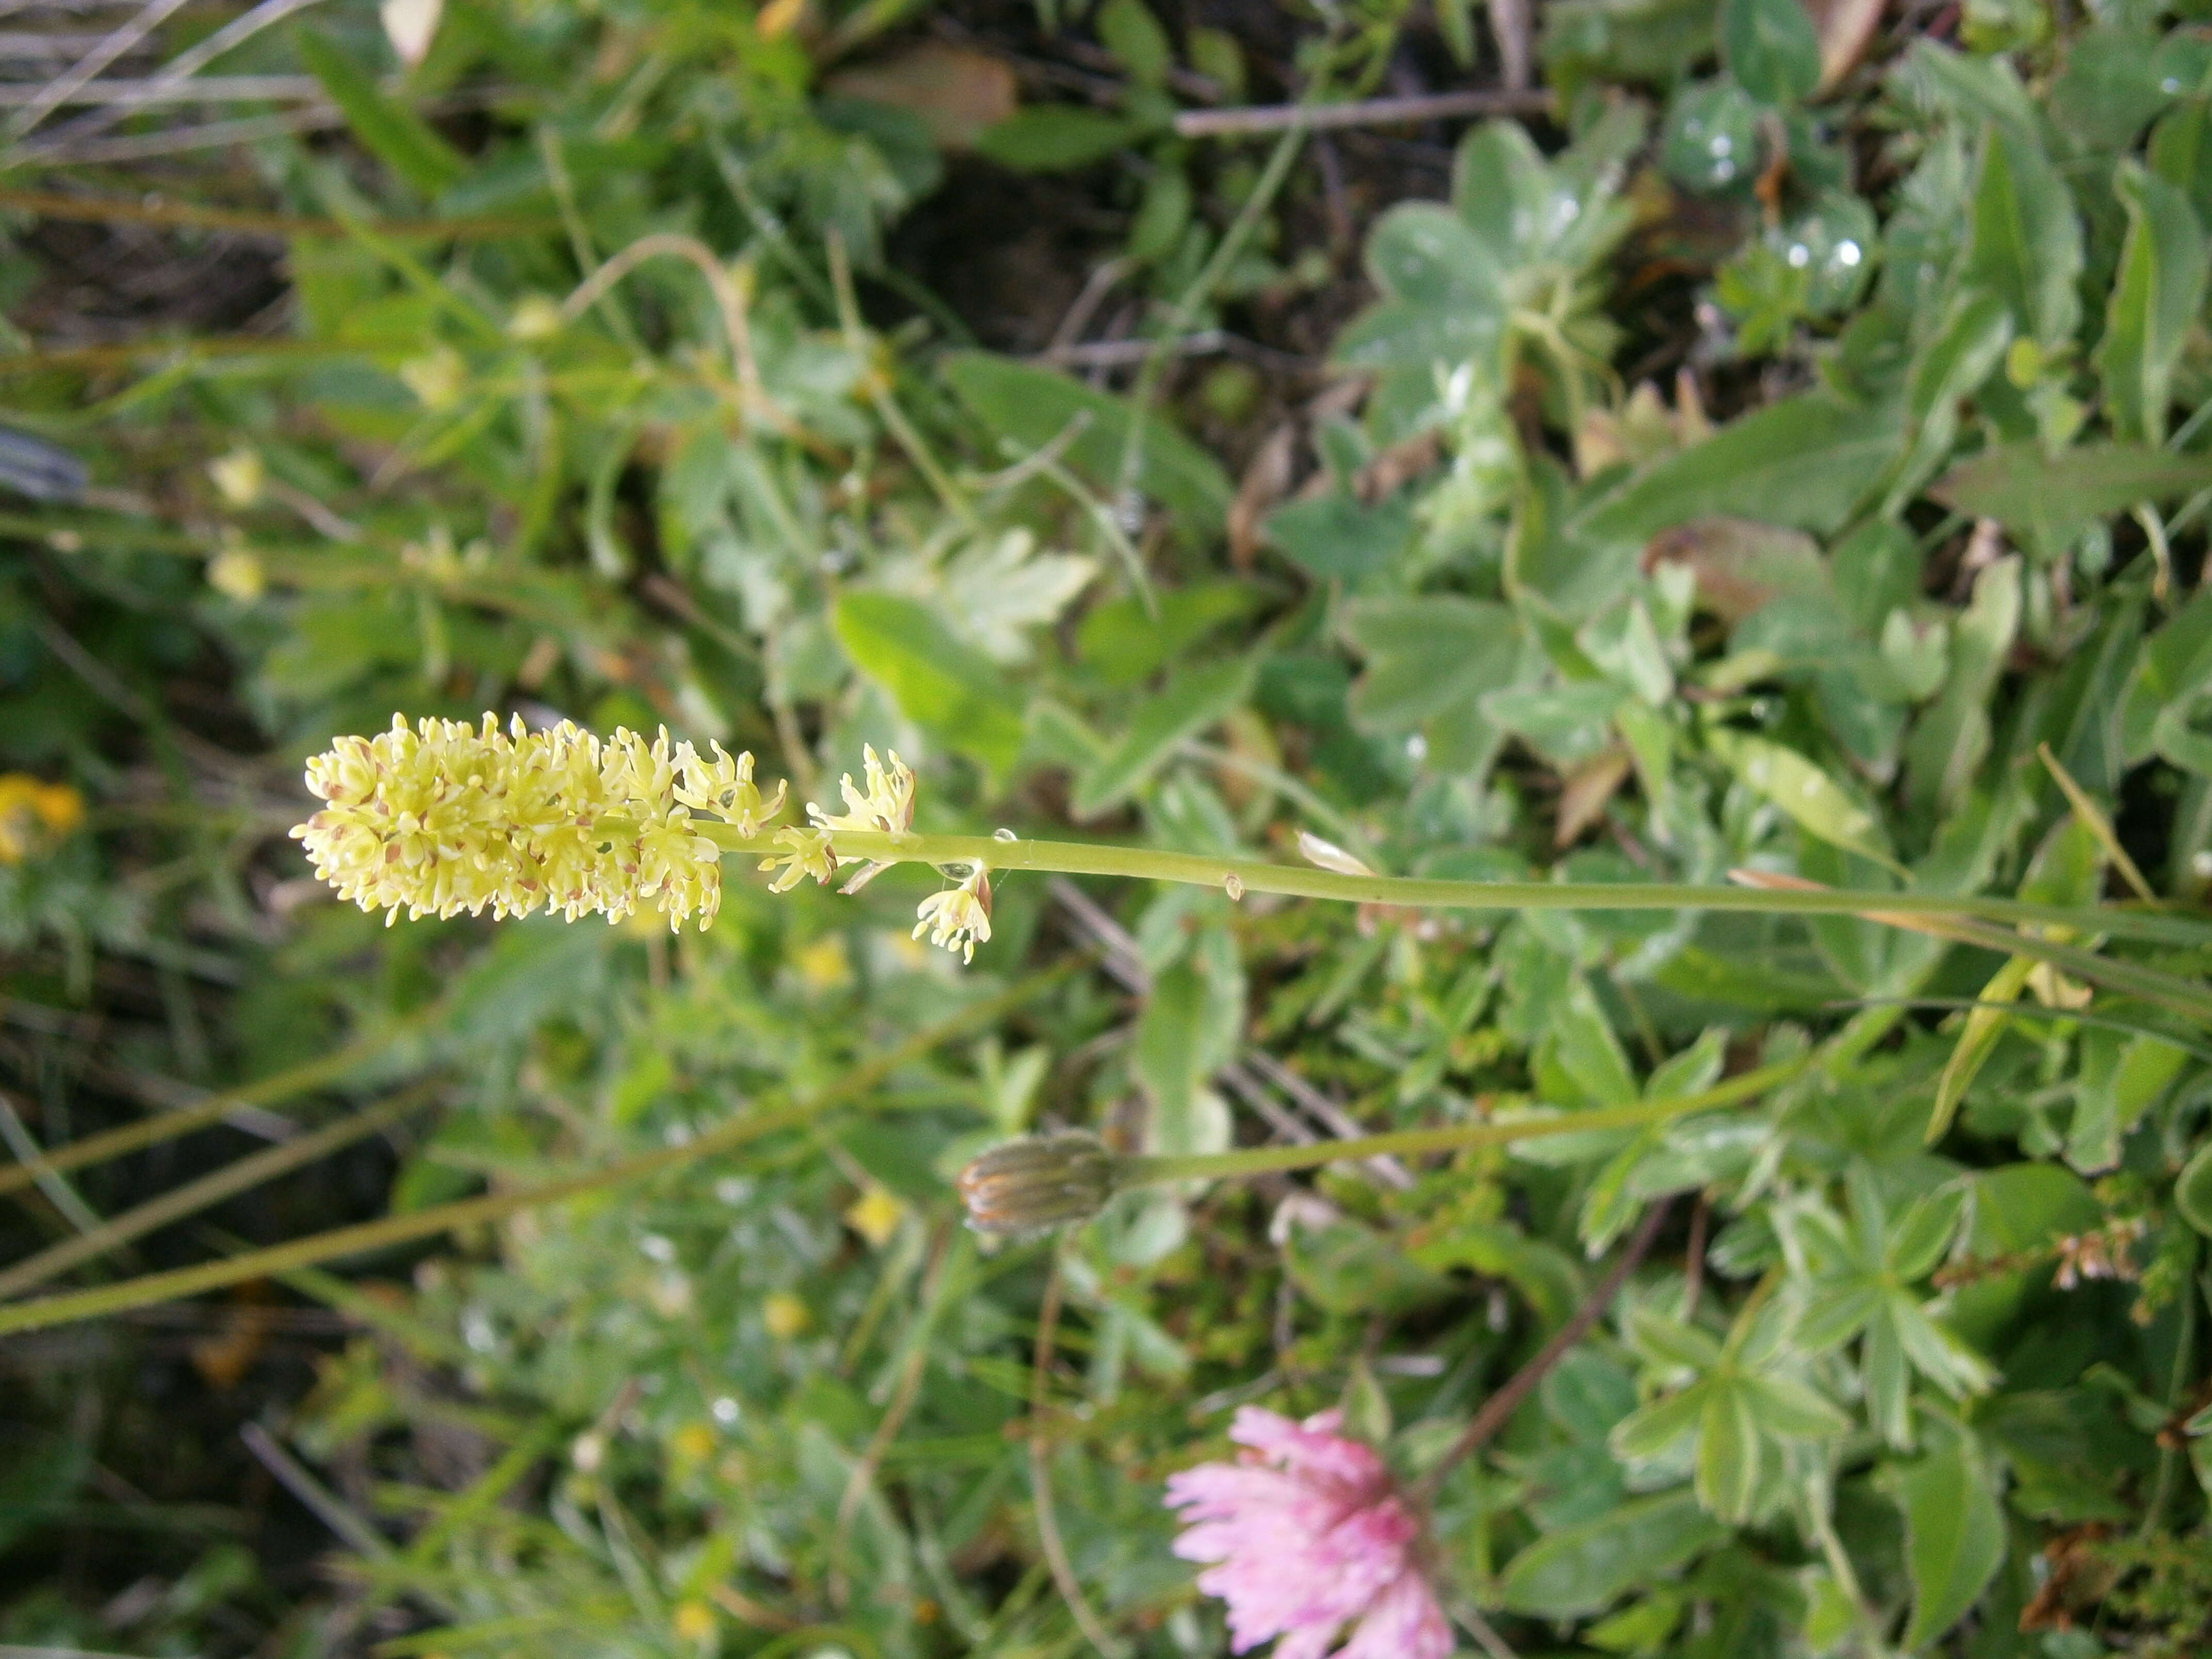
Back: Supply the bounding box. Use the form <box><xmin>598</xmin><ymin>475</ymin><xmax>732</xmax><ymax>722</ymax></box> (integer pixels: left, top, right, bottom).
<box><xmin>956</xmin><ymin>1131</ymin><xmax>1118</xmax><ymax>1237</ymax></box>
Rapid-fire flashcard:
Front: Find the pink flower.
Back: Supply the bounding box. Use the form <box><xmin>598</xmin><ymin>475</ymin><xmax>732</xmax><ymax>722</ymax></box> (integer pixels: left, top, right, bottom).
<box><xmin>1164</xmin><ymin>1406</ymin><xmax>1453</xmax><ymax>1659</ymax></box>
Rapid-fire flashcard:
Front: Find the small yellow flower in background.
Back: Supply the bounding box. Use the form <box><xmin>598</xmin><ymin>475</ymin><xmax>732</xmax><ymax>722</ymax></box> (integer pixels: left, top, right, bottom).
<box><xmin>206</xmin><ymin>541</ymin><xmax>266</xmax><ymax>602</ymax></box>
<box><xmin>756</xmin><ymin>0</ymin><xmax>806</xmax><ymax>36</ymax></box>
<box><xmin>914</xmin><ymin>867</ymin><xmax>991</xmax><ymax>963</ymax></box>
<box><xmin>671</xmin><ymin>1600</ymin><xmax>717</xmax><ymax>1644</ymax></box>
<box><xmin>507</xmin><ymin>294</ymin><xmax>564</xmax><ymax>341</ymax></box>
<box><xmin>844</xmin><ymin>1184</ymin><xmax>906</xmax><ymax>1247</ymax></box>
<box><xmin>761</xmin><ymin>1292</ymin><xmax>809</xmax><ymax>1340</ymax></box>
<box><xmin>669</xmin><ymin>1422</ymin><xmax>716</xmax><ymax>1466</ymax></box>
<box><xmin>399</xmin><ymin>345</ymin><xmax>467</xmax><ymax>410</ymax></box>
<box><xmin>0</xmin><ymin>775</ymin><xmax>84</xmax><ymax>865</ymax></box>
<box><xmin>207</xmin><ymin>446</ymin><xmax>264</xmax><ymax>507</ymax></box>
<box><xmin>793</xmin><ymin>933</ymin><xmax>850</xmax><ymax>990</ymax></box>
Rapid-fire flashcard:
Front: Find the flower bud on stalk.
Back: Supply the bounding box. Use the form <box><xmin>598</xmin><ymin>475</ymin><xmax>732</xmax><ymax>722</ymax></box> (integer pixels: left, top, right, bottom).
<box><xmin>955</xmin><ymin>1131</ymin><xmax>1119</xmax><ymax>1237</ymax></box>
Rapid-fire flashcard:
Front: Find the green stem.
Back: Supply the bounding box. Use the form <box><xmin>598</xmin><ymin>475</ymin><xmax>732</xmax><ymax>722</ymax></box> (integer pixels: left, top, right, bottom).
<box><xmin>0</xmin><ymin>1022</ymin><xmax>415</xmax><ymax>1199</ymax></box>
<box><xmin>0</xmin><ymin>1081</ymin><xmax>441</xmax><ymax>1300</ymax></box>
<box><xmin>1118</xmin><ymin>1055</ymin><xmax>1810</xmax><ymax>1186</ymax></box>
<box><xmin>0</xmin><ymin>974</ymin><xmax>1058</xmax><ymax>1338</ymax></box>
<box><xmin>1113</xmin><ymin>115</ymin><xmax>1309</xmax><ymax>512</ymax></box>
<box><xmin>2138</xmin><ymin>1231</ymin><xmax>2202</xmax><ymax>1541</ymax></box>
<box><xmin>718</xmin><ymin>826</ymin><xmax>2212</xmax><ymax>946</ymax></box>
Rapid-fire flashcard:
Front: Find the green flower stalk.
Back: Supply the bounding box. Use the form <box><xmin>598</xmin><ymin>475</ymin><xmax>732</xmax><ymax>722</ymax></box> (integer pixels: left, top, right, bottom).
<box><xmin>291</xmin><ymin>714</ymin><xmax>2212</xmax><ymax>1007</ymax></box>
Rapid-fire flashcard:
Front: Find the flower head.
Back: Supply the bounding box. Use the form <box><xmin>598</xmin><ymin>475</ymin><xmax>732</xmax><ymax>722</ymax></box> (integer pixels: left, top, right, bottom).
<box><xmin>914</xmin><ymin>867</ymin><xmax>991</xmax><ymax>963</ymax></box>
<box><xmin>673</xmin><ymin>740</ymin><xmax>786</xmax><ymax>834</ymax></box>
<box><xmin>1165</xmin><ymin>1407</ymin><xmax>1450</xmax><ymax>1659</ymax></box>
<box><xmin>810</xmin><ymin>745</ymin><xmax>915</xmax><ymax>837</ymax></box>
<box><xmin>956</xmin><ymin>1131</ymin><xmax>1117</xmax><ymax>1237</ymax></box>
<box><xmin>290</xmin><ymin>714</ymin><xmax>784</xmax><ymax>931</ymax></box>
<box><xmin>761</xmin><ymin>824</ymin><xmax>838</xmax><ymax>893</ymax></box>
<box><xmin>0</xmin><ymin>775</ymin><xmax>84</xmax><ymax>865</ymax></box>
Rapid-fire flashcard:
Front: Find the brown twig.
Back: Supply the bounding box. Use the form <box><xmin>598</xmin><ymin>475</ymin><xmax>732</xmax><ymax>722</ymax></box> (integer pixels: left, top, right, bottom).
<box><xmin>1173</xmin><ymin>87</ymin><xmax>1549</xmax><ymax>139</ymax></box>
<box><xmin>1412</xmin><ymin>1202</ymin><xmax>1670</xmax><ymax>1505</ymax></box>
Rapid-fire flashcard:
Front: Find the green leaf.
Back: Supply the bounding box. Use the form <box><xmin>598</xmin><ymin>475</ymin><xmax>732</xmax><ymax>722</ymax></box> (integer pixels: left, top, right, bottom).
<box><xmin>1889</xmin><ymin>286</ymin><xmax>2012</xmax><ymax>513</ymax></box>
<box><xmin>1886</xmin><ymin>1186</ymin><xmax>1966</xmax><ymax>1281</ymax></box>
<box><xmin>296</xmin><ymin>27</ymin><xmax>465</xmax><ymax>199</ymax></box>
<box><xmin>1696</xmin><ymin>1382</ymin><xmax>1764</xmax><ymax>1521</ymax></box>
<box><xmin>1625</xmin><ymin>1305</ymin><xmax>1725</xmax><ymax>1371</ymax></box>
<box><xmin>832</xmin><ymin>592</ymin><xmax>1025</xmax><ymax>773</ymax></box>
<box><xmin>939</xmin><ymin>352</ymin><xmax>1232</xmax><ymax>539</ymax></box>
<box><xmin>1961</xmin><ymin>120</ymin><xmax>2082</xmax><ymax>350</ymax></box>
<box><xmin>2149</xmin><ymin>96</ymin><xmax>2212</xmax><ymax>232</ymax></box>
<box><xmin>1719</xmin><ymin>0</ymin><xmax>1819</xmax><ymax>107</ymax></box>
<box><xmin>2176</xmin><ymin>1138</ymin><xmax>2212</xmax><ymax>1235</ymax></box>
<box><xmin>1133</xmin><ymin>953</ymin><xmax>1240</xmax><ymax>1157</ymax></box>
<box><xmin>1332</xmin><ymin>205</ymin><xmax>1508</xmax><ymax>385</ymax></box>
<box><xmin>1903</xmin><ymin>555</ymin><xmax>2019</xmax><ymax>815</ymax></box>
<box><xmin>1070</xmin><ymin>655</ymin><xmax>1256</xmax><ymax>818</ymax></box>
<box><xmin>1263</xmin><ymin>491</ymin><xmax>1414</xmax><ymax>582</ymax></box>
<box><xmin>1077</xmin><ymin>581</ymin><xmax>1258</xmax><ymax>688</ymax></box>
<box><xmin>1965</xmin><ymin>1162</ymin><xmax>2101</xmax><ymax>1256</ymax></box>
<box><xmin>1706</xmin><ymin>728</ymin><xmax>1895</xmax><ymax>868</ymax></box>
<box><xmin>1880</xmin><ymin>1429</ymin><xmax>2006</xmax><ymax>1648</ymax></box>
<box><xmin>1741</xmin><ymin>1373</ymin><xmax>1850</xmax><ymax>1440</ymax></box>
<box><xmin>1929</xmin><ymin>443</ymin><xmax>2212</xmax><ymax>554</ymax></box>
<box><xmin>1342</xmin><ymin>596</ymin><xmax>1520</xmax><ymax>730</ymax></box>
<box><xmin>1095</xmin><ymin>0</ymin><xmax>1171</xmax><ymax>87</ymax></box>
<box><xmin>972</xmin><ymin>106</ymin><xmax>1133</xmax><ymax>171</ymax></box>
<box><xmin>2067</xmin><ymin>1028</ymin><xmax>2191</xmax><ymax>1174</ymax></box>
<box><xmin>1283</xmin><ymin>1218</ymin><xmax>1455</xmax><ymax>1315</ymax></box>
<box><xmin>1497</xmin><ymin>1491</ymin><xmax>1727</xmax><ymax>1618</ymax></box>
<box><xmin>1609</xmin><ymin>1385</ymin><xmax>1709</xmax><ymax>1462</ymax></box>
<box><xmin>1927</xmin><ymin>952</ymin><xmax>2035</xmax><ymax>1144</ymax></box>
<box><xmin>1573</xmin><ymin>392</ymin><xmax>1900</xmax><ymax>544</ymax></box>
<box><xmin>2094</xmin><ymin>160</ymin><xmax>2210</xmax><ymax>445</ymax></box>
<box><xmin>0</xmin><ymin>1431</ymin><xmax>91</xmax><ymax>1554</ymax></box>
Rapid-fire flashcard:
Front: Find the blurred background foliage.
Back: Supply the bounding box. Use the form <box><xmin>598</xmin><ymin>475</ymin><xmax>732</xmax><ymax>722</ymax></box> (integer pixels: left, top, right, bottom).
<box><xmin>3</xmin><ymin>0</ymin><xmax>2212</xmax><ymax>1652</ymax></box>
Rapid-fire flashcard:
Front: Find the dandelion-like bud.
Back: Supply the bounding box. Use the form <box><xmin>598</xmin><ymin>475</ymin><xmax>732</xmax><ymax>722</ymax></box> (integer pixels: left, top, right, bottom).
<box><xmin>956</xmin><ymin>1131</ymin><xmax>1118</xmax><ymax>1237</ymax></box>
<box><xmin>915</xmin><ymin>867</ymin><xmax>991</xmax><ymax>963</ymax></box>
<box><xmin>289</xmin><ymin>713</ymin><xmax>785</xmax><ymax>931</ymax></box>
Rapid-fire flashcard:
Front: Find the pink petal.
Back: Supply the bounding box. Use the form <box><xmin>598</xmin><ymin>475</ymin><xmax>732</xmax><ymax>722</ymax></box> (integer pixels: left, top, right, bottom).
<box><xmin>1334</xmin><ymin>1572</ymin><xmax>1454</xmax><ymax>1659</ymax></box>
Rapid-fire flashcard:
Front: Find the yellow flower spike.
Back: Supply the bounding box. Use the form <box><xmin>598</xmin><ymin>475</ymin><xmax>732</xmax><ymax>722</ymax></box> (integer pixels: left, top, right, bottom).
<box><xmin>914</xmin><ymin>867</ymin><xmax>991</xmax><ymax>964</ymax></box>
<box><xmin>289</xmin><ymin>714</ymin><xmax>787</xmax><ymax>931</ymax></box>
